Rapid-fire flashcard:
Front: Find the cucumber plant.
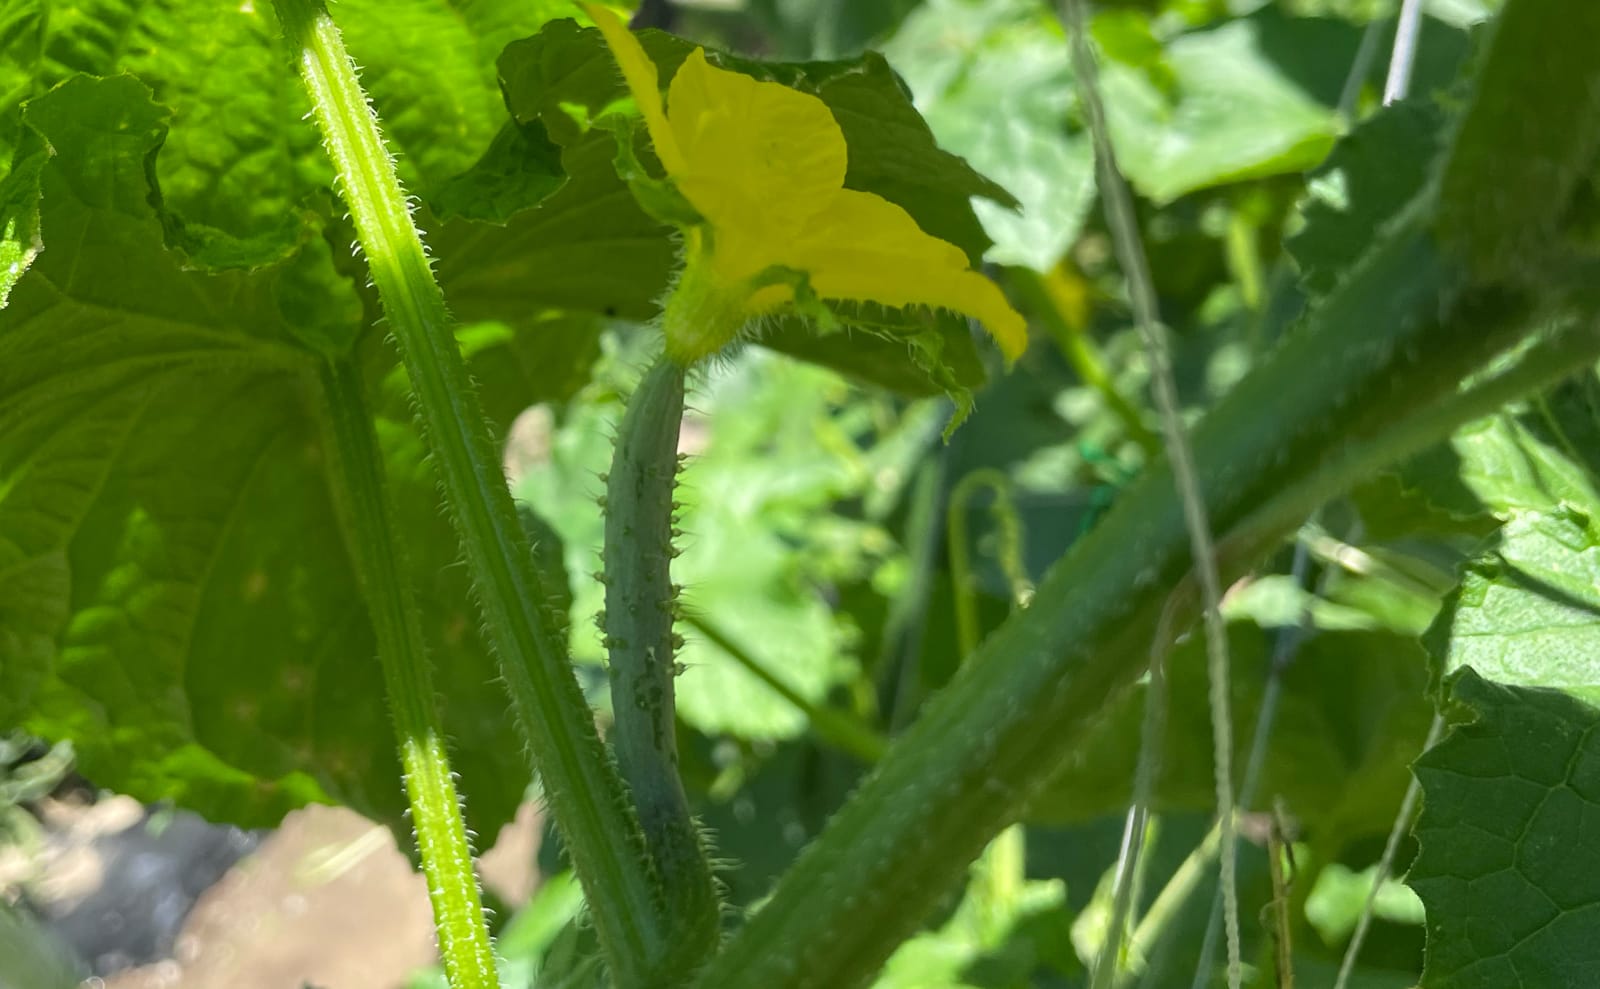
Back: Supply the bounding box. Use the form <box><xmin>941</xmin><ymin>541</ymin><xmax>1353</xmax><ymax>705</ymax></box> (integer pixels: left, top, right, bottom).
<box><xmin>4</xmin><ymin>1</ymin><xmax>1600</xmax><ymax>988</ymax></box>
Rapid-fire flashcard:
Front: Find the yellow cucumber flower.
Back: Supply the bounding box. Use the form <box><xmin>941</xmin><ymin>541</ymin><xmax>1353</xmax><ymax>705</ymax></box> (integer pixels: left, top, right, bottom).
<box><xmin>583</xmin><ymin>3</ymin><xmax>1027</xmax><ymax>367</ymax></box>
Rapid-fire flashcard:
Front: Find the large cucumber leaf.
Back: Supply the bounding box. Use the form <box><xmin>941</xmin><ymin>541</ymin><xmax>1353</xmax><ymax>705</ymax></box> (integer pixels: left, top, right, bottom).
<box><xmin>1415</xmin><ymin>373</ymin><xmax>1600</xmax><ymax>982</ymax></box>
<box><xmin>0</xmin><ymin>75</ymin><xmax>563</xmax><ymax>843</ymax></box>
<box><xmin>1411</xmin><ymin>670</ymin><xmax>1600</xmax><ymax>989</ymax></box>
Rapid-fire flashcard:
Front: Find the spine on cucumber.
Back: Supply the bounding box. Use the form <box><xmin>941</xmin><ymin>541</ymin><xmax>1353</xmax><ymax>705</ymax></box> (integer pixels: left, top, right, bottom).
<box><xmin>601</xmin><ymin>356</ymin><xmax>719</xmax><ymax>977</ymax></box>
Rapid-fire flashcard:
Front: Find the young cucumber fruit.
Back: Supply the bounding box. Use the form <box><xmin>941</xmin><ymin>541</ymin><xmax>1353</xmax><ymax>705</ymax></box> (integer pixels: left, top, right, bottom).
<box><xmin>601</xmin><ymin>357</ymin><xmax>719</xmax><ymax>979</ymax></box>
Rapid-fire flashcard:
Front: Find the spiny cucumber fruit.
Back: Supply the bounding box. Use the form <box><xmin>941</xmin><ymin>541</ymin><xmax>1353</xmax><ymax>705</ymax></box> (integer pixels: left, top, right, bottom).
<box><xmin>600</xmin><ymin>357</ymin><xmax>719</xmax><ymax>977</ymax></box>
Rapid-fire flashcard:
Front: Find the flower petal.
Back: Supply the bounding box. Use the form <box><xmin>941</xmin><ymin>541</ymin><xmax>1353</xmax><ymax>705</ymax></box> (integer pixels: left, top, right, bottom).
<box><xmin>780</xmin><ymin>190</ymin><xmax>1028</xmax><ymax>361</ymax></box>
<box><xmin>583</xmin><ymin>3</ymin><xmax>686</xmax><ymax>175</ymax></box>
<box><xmin>667</xmin><ymin>49</ymin><xmax>846</xmax><ymax>239</ymax></box>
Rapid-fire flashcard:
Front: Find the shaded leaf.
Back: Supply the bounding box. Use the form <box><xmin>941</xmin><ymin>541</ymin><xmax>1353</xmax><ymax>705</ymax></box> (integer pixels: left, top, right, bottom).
<box><xmin>743</xmin><ymin>0</ymin><xmax>923</xmax><ymax>60</ymax></box>
<box><xmin>430</xmin><ymin>120</ymin><xmax>566</xmax><ymax>224</ymax></box>
<box><xmin>1290</xmin><ymin>101</ymin><xmax>1447</xmax><ymax>296</ymax></box>
<box><xmin>433</xmin><ymin>131</ymin><xmax>675</xmax><ymax>322</ymax></box>
<box><xmin>1410</xmin><ymin>669</ymin><xmax>1600</xmax><ymax>988</ymax></box>
<box><xmin>1031</xmin><ymin>624</ymin><xmax>1433</xmax><ymax>851</ymax></box>
<box><xmin>757</xmin><ymin>314</ymin><xmax>986</xmax><ymax>397</ymax></box>
<box><xmin>0</xmin><ymin>76</ymin><xmax>533</xmax><ymax>842</ymax></box>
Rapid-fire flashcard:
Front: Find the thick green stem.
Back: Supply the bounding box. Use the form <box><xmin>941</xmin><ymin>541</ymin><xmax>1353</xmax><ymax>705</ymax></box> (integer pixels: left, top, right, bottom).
<box><xmin>602</xmin><ymin>357</ymin><xmax>719</xmax><ymax>977</ymax></box>
<box><xmin>691</xmin><ymin>211</ymin><xmax>1600</xmax><ymax>989</ymax></box>
<box><xmin>316</xmin><ymin>360</ymin><xmax>499</xmax><ymax>989</ymax></box>
<box><xmin>271</xmin><ymin>1</ymin><xmax>668</xmax><ymax>982</ymax></box>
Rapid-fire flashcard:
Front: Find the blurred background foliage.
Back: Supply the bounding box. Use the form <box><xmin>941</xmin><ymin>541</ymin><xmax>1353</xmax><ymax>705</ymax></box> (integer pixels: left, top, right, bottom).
<box><xmin>471</xmin><ymin>2</ymin><xmax>1501</xmax><ymax>985</ymax></box>
<box><xmin>2</xmin><ymin>0</ymin><xmax>1554</xmax><ymax>986</ymax></box>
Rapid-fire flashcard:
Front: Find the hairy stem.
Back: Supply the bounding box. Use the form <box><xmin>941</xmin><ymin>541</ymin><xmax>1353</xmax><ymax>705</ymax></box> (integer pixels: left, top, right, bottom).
<box><xmin>692</xmin><ymin>201</ymin><xmax>1600</xmax><ymax>989</ymax></box>
<box><xmin>315</xmin><ymin>360</ymin><xmax>499</xmax><ymax>989</ymax></box>
<box><xmin>271</xmin><ymin>1</ymin><xmax>668</xmax><ymax>981</ymax></box>
<box><xmin>602</xmin><ymin>357</ymin><xmax>719</xmax><ymax>976</ymax></box>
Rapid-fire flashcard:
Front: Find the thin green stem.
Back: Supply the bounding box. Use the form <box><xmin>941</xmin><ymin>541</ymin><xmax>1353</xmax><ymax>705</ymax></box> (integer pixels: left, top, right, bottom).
<box><xmin>1060</xmin><ymin>1</ymin><xmax>1242</xmax><ymax>982</ymax></box>
<box><xmin>1020</xmin><ymin>268</ymin><xmax>1162</xmax><ymax>458</ymax></box>
<box><xmin>683</xmin><ymin>611</ymin><xmax>888</xmax><ymax>764</ymax></box>
<box><xmin>946</xmin><ymin>469</ymin><xmax>1030</xmax><ymax>659</ymax></box>
<box><xmin>271</xmin><ymin>1</ymin><xmax>667</xmax><ymax>982</ymax></box>
<box><xmin>1225</xmin><ymin>210</ymin><xmax>1263</xmax><ymax>312</ymax></box>
<box><xmin>316</xmin><ymin>359</ymin><xmax>498</xmax><ymax>989</ymax></box>
<box><xmin>1192</xmin><ymin>531</ymin><xmax>1321</xmax><ymax>988</ymax></box>
<box><xmin>1333</xmin><ymin>713</ymin><xmax>1444</xmax><ymax>989</ymax></box>
<box><xmin>1124</xmin><ymin>821</ymin><xmax>1224</xmax><ymax>989</ymax></box>
<box><xmin>882</xmin><ymin>456</ymin><xmax>947</xmax><ymax>731</ymax></box>
<box><xmin>1092</xmin><ymin>600</ymin><xmax>1178</xmax><ymax>989</ymax></box>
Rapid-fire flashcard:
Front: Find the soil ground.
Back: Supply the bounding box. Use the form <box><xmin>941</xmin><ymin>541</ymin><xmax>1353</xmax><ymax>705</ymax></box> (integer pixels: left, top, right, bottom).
<box><xmin>4</xmin><ymin>797</ymin><xmax>540</xmax><ymax>989</ymax></box>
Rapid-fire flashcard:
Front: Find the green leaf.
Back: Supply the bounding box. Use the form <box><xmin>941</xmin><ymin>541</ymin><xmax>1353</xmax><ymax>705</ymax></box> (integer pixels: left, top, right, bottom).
<box><xmin>1422</xmin><ymin>377</ymin><xmax>1600</xmax><ymax>707</ymax></box>
<box><xmin>428</xmin><ymin>120</ymin><xmax>565</xmax><ymax>224</ymax></box>
<box><xmin>433</xmin><ymin>131</ymin><xmax>675</xmax><ymax>322</ymax></box>
<box><xmin>0</xmin><ymin>75</ymin><xmax>534</xmax><ymax>841</ymax></box>
<box><xmin>1410</xmin><ymin>669</ymin><xmax>1600</xmax><ymax>988</ymax></box>
<box><xmin>22</xmin><ymin>0</ymin><xmax>326</xmax><ymax>267</ymax></box>
<box><xmin>757</xmin><ymin>313</ymin><xmax>986</xmax><ymax>397</ymax></box>
<box><xmin>1415</xmin><ymin>373</ymin><xmax>1600</xmax><ymax>982</ymax></box>
<box><xmin>1305</xmin><ymin>863</ymin><xmax>1425</xmax><ymax>944</ymax></box>
<box><xmin>882</xmin><ymin>0</ymin><xmax>1097</xmax><ymax>272</ymax></box>
<box><xmin>1290</xmin><ymin>100</ymin><xmax>1448</xmax><ymax>296</ymax></box>
<box><xmin>332</xmin><ymin>0</ymin><xmax>578</xmax><ymax>194</ymax></box>
<box><xmin>1425</xmin><ymin>502</ymin><xmax>1600</xmax><ymax>707</ymax></box>
<box><xmin>1449</xmin><ymin>406</ymin><xmax>1600</xmax><ymax>519</ymax></box>
<box><xmin>2</xmin><ymin>0</ymin><xmax>576</xmax><ymax>267</ymax></box>
<box><xmin>1436</xmin><ymin>0</ymin><xmax>1600</xmax><ymax>282</ymax></box>
<box><xmin>1100</xmin><ymin>14</ymin><xmax>1341</xmax><ymax>204</ymax></box>
<box><xmin>0</xmin><ymin>124</ymin><xmax>44</xmax><ymax>307</ymax></box>
<box><xmin>0</xmin><ymin>0</ymin><xmax>45</xmax><ymax>172</ymax></box>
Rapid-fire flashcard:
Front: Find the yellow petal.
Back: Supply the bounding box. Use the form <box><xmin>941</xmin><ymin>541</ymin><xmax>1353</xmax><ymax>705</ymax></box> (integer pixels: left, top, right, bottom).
<box><xmin>583</xmin><ymin>3</ymin><xmax>686</xmax><ymax>175</ymax></box>
<box><xmin>778</xmin><ymin>190</ymin><xmax>1028</xmax><ymax>362</ymax></box>
<box><xmin>666</xmin><ymin>49</ymin><xmax>846</xmax><ymax>240</ymax></box>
